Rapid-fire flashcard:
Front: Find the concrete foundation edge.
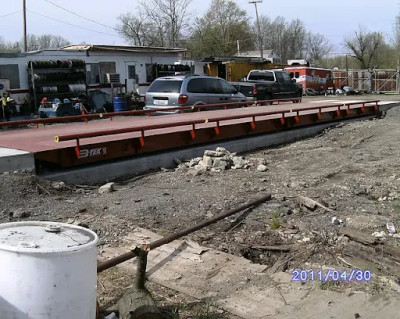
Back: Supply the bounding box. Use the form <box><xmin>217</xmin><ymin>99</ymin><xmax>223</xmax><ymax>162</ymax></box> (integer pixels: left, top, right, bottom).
<box><xmin>0</xmin><ymin>153</ymin><xmax>35</xmax><ymax>174</ymax></box>
<box><xmin>42</xmin><ymin>116</ymin><xmax>375</xmax><ymax>184</ymax></box>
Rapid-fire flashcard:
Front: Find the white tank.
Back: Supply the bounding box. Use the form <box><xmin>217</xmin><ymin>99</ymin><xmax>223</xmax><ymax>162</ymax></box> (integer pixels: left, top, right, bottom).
<box><xmin>0</xmin><ymin>221</ymin><xmax>99</xmax><ymax>319</ymax></box>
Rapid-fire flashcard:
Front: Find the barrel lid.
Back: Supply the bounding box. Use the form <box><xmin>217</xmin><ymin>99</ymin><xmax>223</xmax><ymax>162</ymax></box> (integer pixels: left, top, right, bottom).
<box><xmin>0</xmin><ymin>221</ymin><xmax>98</xmax><ymax>253</ymax></box>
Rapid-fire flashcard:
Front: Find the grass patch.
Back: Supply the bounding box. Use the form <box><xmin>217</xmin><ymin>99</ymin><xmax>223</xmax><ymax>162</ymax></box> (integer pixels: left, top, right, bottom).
<box><xmin>318</xmin><ymin>280</ymin><xmax>342</xmax><ymax>291</ymax></box>
<box><xmin>270</xmin><ymin>212</ymin><xmax>281</xmax><ymax>230</ymax></box>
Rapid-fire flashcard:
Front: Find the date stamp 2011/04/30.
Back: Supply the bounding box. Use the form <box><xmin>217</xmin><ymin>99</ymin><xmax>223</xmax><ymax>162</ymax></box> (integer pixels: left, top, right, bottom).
<box><xmin>291</xmin><ymin>269</ymin><xmax>372</xmax><ymax>282</ymax></box>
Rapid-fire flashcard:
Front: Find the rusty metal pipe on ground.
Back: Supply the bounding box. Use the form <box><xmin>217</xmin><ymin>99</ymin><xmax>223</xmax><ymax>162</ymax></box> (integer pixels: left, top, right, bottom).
<box><xmin>97</xmin><ymin>194</ymin><xmax>272</xmax><ymax>273</ymax></box>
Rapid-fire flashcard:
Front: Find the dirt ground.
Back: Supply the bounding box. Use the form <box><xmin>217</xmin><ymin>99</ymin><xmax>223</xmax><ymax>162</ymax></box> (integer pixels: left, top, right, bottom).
<box><xmin>1</xmin><ymin>99</ymin><xmax>400</xmax><ymax>318</ymax></box>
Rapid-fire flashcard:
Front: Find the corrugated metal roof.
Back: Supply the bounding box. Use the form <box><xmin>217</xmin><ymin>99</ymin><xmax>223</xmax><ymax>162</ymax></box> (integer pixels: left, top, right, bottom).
<box><xmin>236</xmin><ymin>50</ymin><xmax>274</xmax><ymax>58</ymax></box>
<box><xmin>62</xmin><ymin>44</ymin><xmax>186</xmax><ymax>53</ymax></box>
<box><xmin>201</xmin><ymin>56</ymin><xmax>269</xmax><ymax>63</ymax></box>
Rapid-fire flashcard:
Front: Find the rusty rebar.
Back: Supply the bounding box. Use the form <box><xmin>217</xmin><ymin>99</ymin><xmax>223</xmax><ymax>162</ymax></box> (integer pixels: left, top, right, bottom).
<box><xmin>97</xmin><ymin>194</ymin><xmax>272</xmax><ymax>273</ymax></box>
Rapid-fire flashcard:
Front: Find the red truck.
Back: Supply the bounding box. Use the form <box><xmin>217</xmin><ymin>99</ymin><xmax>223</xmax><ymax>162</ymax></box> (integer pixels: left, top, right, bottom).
<box><xmin>284</xmin><ymin>67</ymin><xmax>334</xmax><ymax>95</ymax></box>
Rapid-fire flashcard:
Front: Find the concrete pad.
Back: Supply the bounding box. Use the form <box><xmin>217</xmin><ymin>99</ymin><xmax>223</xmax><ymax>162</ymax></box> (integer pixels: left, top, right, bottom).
<box><xmin>99</xmin><ymin>228</ymin><xmax>400</xmax><ymax>319</ymax></box>
<box><xmin>0</xmin><ymin>147</ymin><xmax>35</xmax><ymax>173</ymax></box>
<box><xmin>274</xmin><ymin>290</ymin><xmax>400</xmax><ymax>319</ymax></box>
<box><xmin>99</xmin><ymin>228</ymin><xmax>308</xmax><ymax>318</ymax></box>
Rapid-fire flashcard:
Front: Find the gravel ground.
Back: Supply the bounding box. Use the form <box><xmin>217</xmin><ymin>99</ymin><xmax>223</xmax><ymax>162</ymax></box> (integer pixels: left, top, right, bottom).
<box><xmin>1</xmin><ymin>102</ymin><xmax>400</xmax><ymax>318</ymax></box>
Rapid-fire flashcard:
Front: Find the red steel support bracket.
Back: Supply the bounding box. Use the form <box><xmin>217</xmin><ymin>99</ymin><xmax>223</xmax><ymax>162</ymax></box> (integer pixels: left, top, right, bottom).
<box><xmin>251</xmin><ymin>116</ymin><xmax>256</xmax><ymax>129</ymax></box>
<box><xmin>215</xmin><ymin>120</ymin><xmax>220</xmax><ymax>135</ymax></box>
<box><xmin>336</xmin><ymin>106</ymin><xmax>341</xmax><ymax>117</ymax></box>
<box><xmin>295</xmin><ymin>110</ymin><xmax>300</xmax><ymax>123</ymax></box>
<box><xmin>75</xmin><ymin>138</ymin><xmax>81</xmax><ymax>157</ymax></box>
<box><xmin>345</xmin><ymin>104</ymin><xmax>350</xmax><ymax>115</ymax></box>
<box><xmin>190</xmin><ymin>123</ymin><xmax>196</xmax><ymax>139</ymax></box>
<box><xmin>280</xmin><ymin>112</ymin><xmax>285</xmax><ymax>125</ymax></box>
<box><xmin>317</xmin><ymin>108</ymin><xmax>322</xmax><ymax>119</ymax></box>
<box><xmin>140</xmin><ymin>129</ymin><xmax>145</xmax><ymax>147</ymax></box>
<box><xmin>82</xmin><ymin>109</ymin><xmax>88</xmax><ymax>124</ymax></box>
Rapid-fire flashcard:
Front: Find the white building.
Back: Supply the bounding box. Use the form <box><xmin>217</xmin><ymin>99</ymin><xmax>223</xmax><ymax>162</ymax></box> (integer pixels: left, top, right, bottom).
<box><xmin>0</xmin><ymin>44</ymin><xmax>186</xmax><ymax>107</ymax></box>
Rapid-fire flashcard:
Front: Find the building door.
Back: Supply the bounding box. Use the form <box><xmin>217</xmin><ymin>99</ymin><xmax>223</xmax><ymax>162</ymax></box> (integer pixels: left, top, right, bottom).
<box><xmin>125</xmin><ymin>62</ymin><xmax>137</xmax><ymax>93</ymax></box>
<box><xmin>217</xmin><ymin>64</ymin><xmax>226</xmax><ymax>79</ymax></box>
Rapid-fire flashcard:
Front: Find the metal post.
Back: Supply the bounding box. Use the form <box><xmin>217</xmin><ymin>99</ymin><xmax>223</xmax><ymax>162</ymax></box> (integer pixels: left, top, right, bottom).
<box><xmin>249</xmin><ymin>0</ymin><xmax>263</xmax><ymax>59</ymax></box>
<box><xmin>135</xmin><ymin>249</ymin><xmax>148</xmax><ymax>290</ymax></box>
<box><xmin>31</xmin><ymin>65</ymin><xmax>37</xmax><ymax>113</ymax></box>
<box><xmin>23</xmin><ymin>0</ymin><xmax>28</xmax><ymax>52</ymax></box>
<box><xmin>397</xmin><ymin>57</ymin><xmax>400</xmax><ymax>93</ymax></box>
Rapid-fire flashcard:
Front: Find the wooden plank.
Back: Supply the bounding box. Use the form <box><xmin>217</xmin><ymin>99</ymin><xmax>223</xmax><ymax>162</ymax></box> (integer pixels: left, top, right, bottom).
<box><xmin>339</xmin><ymin>227</ymin><xmax>379</xmax><ymax>245</ymax></box>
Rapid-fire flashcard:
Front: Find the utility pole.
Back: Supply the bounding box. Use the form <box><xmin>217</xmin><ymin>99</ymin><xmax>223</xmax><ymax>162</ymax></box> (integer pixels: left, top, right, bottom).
<box><xmin>249</xmin><ymin>0</ymin><xmax>263</xmax><ymax>59</ymax></box>
<box><xmin>23</xmin><ymin>0</ymin><xmax>28</xmax><ymax>52</ymax></box>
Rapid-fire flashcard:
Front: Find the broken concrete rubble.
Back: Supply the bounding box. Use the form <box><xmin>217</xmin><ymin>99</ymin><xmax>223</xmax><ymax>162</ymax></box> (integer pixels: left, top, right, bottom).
<box><xmin>98</xmin><ymin>182</ymin><xmax>115</xmax><ymax>194</ymax></box>
<box><xmin>257</xmin><ymin>164</ymin><xmax>268</xmax><ymax>172</ymax></box>
<box><xmin>177</xmin><ymin>147</ymin><xmax>254</xmax><ymax>172</ymax></box>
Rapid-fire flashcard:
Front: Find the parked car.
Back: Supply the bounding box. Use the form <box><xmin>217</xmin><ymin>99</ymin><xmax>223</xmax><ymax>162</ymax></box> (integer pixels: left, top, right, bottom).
<box><xmin>144</xmin><ymin>75</ymin><xmax>247</xmax><ymax>114</ymax></box>
<box><xmin>230</xmin><ymin>69</ymin><xmax>303</xmax><ymax>102</ymax></box>
<box><xmin>229</xmin><ymin>82</ymin><xmax>257</xmax><ymax>101</ymax></box>
<box><xmin>38</xmin><ymin>98</ymin><xmax>84</xmax><ymax>118</ymax></box>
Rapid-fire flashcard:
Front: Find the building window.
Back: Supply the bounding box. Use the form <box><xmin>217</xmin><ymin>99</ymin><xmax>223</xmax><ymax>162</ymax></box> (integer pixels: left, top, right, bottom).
<box><xmin>295</xmin><ymin>72</ymin><xmax>300</xmax><ymax>78</ymax></box>
<box><xmin>86</xmin><ymin>63</ymin><xmax>100</xmax><ymax>84</ymax></box>
<box><xmin>146</xmin><ymin>64</ymin><xmax>155</xmax><ymax>82</ymax></box>
<box><xmin>0</xmin><ymin>64</ymin><xmax>20</xmax><ymax>89</ymax></box>
<box><xmin>128</xmin><ymin>65</ymin><xmax>136</xmax><ymax>79</ymax></box>
<box><xmin>99</xmin><ymin>62</ymin><xmax>116</xmax><ymax>74</ymax></box>
<box><xmin>99</xmin><ymin>62</ymin><xmax>116</xmax><ymax>84</ymax></box>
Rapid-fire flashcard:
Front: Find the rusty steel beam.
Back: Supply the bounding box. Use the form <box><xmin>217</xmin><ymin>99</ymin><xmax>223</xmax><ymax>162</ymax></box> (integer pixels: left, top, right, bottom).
<box><xmin>97</xmin><ymin>194</ymin><xmax>272</xmax><ymax>273</ymax></box>
<box><xmin>54</xmin><ymin>100</ymin><xmax>379</xmax><ymax>144</ymax></box>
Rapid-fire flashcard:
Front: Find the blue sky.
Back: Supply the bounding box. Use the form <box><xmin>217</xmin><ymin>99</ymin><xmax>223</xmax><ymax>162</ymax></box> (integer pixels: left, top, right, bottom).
<box><xmin>1</xmin><ymin>0</ymin><xmax>398</xmax><ymax>53</ymax></box>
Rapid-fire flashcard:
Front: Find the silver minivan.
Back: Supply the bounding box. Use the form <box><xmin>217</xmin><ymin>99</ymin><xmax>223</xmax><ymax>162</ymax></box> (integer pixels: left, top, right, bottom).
<box><xmin>144</xmin><ymin>75</ymin><xmax>246</xmax><ymax>113</ymax></box>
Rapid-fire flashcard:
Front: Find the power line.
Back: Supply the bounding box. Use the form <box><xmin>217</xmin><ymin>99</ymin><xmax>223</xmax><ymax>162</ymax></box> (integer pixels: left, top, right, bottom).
<box><xmin>0</xmin><ymin>10</ymin><xmax>22</xmax><ymax>18</ymax></box>
<box><xmin>27</xmin><ymin>9</ymin><xmax>123</xmax><ymax>39</ymax></box>
<box><xmin>42</xmin><ymin>0</ymin><xmax>118</xmax><ymax>31</ymax></box>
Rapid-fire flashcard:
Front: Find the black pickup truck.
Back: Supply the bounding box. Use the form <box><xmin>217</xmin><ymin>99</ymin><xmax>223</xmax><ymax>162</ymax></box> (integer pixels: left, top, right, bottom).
<box><xmin>230</xmin><ymin>69</ymin><xmax>303</xmax><ymax>102</ymax></box>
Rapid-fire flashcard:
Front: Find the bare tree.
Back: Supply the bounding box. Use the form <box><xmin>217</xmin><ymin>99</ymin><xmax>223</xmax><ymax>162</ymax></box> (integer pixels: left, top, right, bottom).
<box><xmin>26</xmin><ymin>34</ymin><xmax>70</xmax><ymax>51</ymax></box>
<box><xmin>0</xmin><ymin>37</ymin><xmax>20</xmax><ymax>53</ymax></box>
<box><xmin>257</xmin><ymin>16</ymin><xmax>306</xmax><ymax>63</ymax></box>
<box><xmin>269</xmin><ymin>16</ymin><xmax>287</xmax><ymax>62</ymax></box>
<box><xmin>118</xmin><ymin>13</ymin><xmax>157</xmax><ymax>46</ymax></box>
<box><xmin>254</xmin><ymin>15</ymin><xmax>270</xmax><ymax>51</ymax></box>
<box><xmin>118</xmin><ymin>0</ymin><xmax>192</xmax><ymax>48</ymax></box>
<box><xmin>305</xmin><ymin>33</ymin><xmax>333</xmax><ymax>65</ymax></box>
<box><xmin>394</xmin><ymin>14</ymin><xmax>400</xmax><ymax>50</ymax></box>
<box><xmin>286</xmin><ymin>19</ymin><xmax>306</xmax><ymax>60</ymax></box>
<box><xmin>345</xmin><ymin>27</ymin><xmax>384</xmax><ymax>69</ymax></box>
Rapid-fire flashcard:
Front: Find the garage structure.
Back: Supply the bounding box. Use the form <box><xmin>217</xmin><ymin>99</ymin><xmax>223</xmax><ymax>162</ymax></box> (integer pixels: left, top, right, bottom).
<box><xmin>0</xmin><ymin>44</ymin><xmax>187</xmax><ymax>110</ymax></box>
